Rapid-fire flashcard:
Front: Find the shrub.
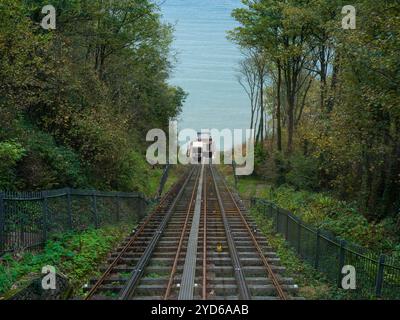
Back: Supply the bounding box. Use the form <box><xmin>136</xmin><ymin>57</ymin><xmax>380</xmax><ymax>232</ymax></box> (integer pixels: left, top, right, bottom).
<box><xmin>267</xmin><ymin>185</ymin><xmax>399</xmax><ymax>253</ymax></box>
<box><xmin>16</xmin><ymin>131</ymin><xmax>87</xmax><ymax>190</ymax></box>
<box><xmin>117</xmin><ymin>149</ymin><xmax>152</xmax><ymax>194</ymax></box>
<box><xmin>285</xmin><ymin>153</ymin><xmax>319</xmax><ymax>191</ymax></box>
<box><xmin>0</xmin><ymin>141</ymin><xmax>25</xmax><ymax>190</ymax></box>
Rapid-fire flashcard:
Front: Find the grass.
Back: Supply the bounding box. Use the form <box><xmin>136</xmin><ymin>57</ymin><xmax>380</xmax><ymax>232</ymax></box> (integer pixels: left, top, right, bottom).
<box><xmin>145</xmin><ymin>272</ymin><xmax>164</xmax><ymax>279</ymax></box>
<box><xmin>103</xmin><ymin>290</ymin><xmax>118</xmax><ymax>298</ymax></box>
<box><xmin>0</xmin><ymin>225</ymin><xmax>133</xmax><ymax>299</ymax></box>
<box><xmin>119</xmin><ymin>272</ymin><xmax>132</xmax><ymax>278</ymax></box>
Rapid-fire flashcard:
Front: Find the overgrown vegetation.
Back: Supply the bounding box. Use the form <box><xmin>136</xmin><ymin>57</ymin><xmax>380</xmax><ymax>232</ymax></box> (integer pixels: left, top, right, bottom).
<box><xmin>229</xmin><ymin>0</ymin><xmax>400</xmax><ymax>226</ymax></box>
<box><xmin>224</xmin><ymin>164</ymin><xmax>400</xmax><ymax>257</ymax></box>
<box><xmin>251</xmin><ymin>206</ymin><xmax>349</xmax><ymax>300</ymax></box>
<box><xmin>0</xmin><ymin>0</ymin><xmax>186</xmax><ymax>192</ymax></box>
<box><xmin>0</xmin><ymin>225</ymin><xmax>132</xmax><ymax>298</ymax></box>
<box><xmin>0</xmin><ymin>164</ymin><xmax>184</xmax><ymax>299</ymax></box>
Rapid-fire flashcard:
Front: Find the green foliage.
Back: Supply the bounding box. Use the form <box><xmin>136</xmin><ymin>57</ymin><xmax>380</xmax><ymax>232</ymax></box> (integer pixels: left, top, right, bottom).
<box><xmin>250</xmin><ymin>206</ymin><xmax>349</xmax><ymax>300</ymax></box>
<box><xmin>0</xmin><ymin>141</ymin><xmax>25</xmax><ymax>190</ymax></box>
<box><xmin>254</xmin><ymin>150</ymin><xmax>319</xmax><ymax>190</ymax></box>
<box><xmin>230</xmin><ymin>0</ymin><xmax>400</xmax><ymax>220</ymax></box>
<box><xmin>285</xmin><ymin>153</ymin><xmax>319</xmax><ymax>191</ymax></box>
<box><xmin>0</xmin><ymin>0</ymin><xmax>185</xmax><ymax>193</ymax></box>
<box><xmin>254</xmin><ymin>143</ymin><xmax>268</xmax><ymax>171</ymax></box>
<box><xmin>117</xmin><ymin>149</ymin><xmax>153</xmax><ymax>194</ymax></box>
<box><xmin>235</xmin><ymin>172</ymin><xmax>399</xmax><ymax>254</ymax></box>
<box><xmin>0</xmin><ymin>226</ymin><xmax>131</xmax><ymax>297</ymax></box>
<box><xmin>16</xmin><ymin>130</ymin><xmax>87</xmax><ymax>190</ymax></box>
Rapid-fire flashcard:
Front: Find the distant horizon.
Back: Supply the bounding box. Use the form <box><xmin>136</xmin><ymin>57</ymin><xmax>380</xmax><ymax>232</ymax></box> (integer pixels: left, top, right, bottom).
<box><xmin>161</xmin><ymin>0</ymin><xmax>250</xmax><ymax>150</ymax></box>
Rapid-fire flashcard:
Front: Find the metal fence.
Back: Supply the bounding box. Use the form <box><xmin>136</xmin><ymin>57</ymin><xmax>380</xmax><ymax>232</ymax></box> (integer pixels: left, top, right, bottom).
<box><xmin>0</xmin><ymin>188</ymin><xmax>148</xmax><ymax>256</ymax></box>
<box><xmin>251</xmin><ymin>198</ymin><xmax>400</xmax><ymax>299</ymax></box>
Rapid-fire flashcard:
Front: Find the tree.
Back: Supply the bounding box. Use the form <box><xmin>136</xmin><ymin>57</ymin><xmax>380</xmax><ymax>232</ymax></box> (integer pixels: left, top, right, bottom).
<box><xmin>231</xmin><ymin>0</ymin><xmax>315</xmax><ymax>153</ymax></box>
<box><xmin>230</xmin><ymin>0</ymin><xmax>400</xmax><ymax>221</ymax></box>
<box><xmin>237</xmin><ymin>51</ymin><xmax>260</xmax><ymax>133</ymax></box>
<box><xmin>0</xmin><ymin>0</ymin><xmax>186</xmax><ymax>192</ymax></box>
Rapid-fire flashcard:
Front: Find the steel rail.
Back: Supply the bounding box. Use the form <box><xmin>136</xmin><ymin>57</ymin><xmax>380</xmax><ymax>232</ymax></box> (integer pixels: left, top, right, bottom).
<box><xmin>210</xmin><ymin>165</ymin><xmax>251</xmax><ymax>300</ymax></box>
<box><xmin>85</xmin><ymin>167</ymin><xmax>193</xmax><ymax>300</ymax></box>
<box><xmin>178</xmin><ymin>164</ymin><xmax>205</xmax><ymax>300</ymax></box>
<box><xmin>164</xmin><ymin>168</ymin><xmax>201</xmax><ymax>299</ymax></box>
<box><xmin>202</xmin><ymin>166</ymin><xmax>207</xmax><ymax>300</ymax></box>
<box><xmin>118</xmin><ymin>167</ymin><xmax>197</xmax><ymax>300</ymax></box>
<box><xmin>85</xmin><ymin>177</ymin><xmax>181</xmax><ymax>300</ymax></box>
<box><xmin>216</xmin><ymin>169</ymin><xmax>288</xmax><ymax>300</ymax></box>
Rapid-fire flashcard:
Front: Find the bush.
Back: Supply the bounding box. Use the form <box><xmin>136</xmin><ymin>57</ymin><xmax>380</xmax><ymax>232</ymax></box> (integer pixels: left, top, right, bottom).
<box><xmin>254</xmin><ymin>148</ymin><xmax>287</xmax><ymax>185</ymax></box>
<box><xmin>16</xmin><ymin>131</ymin><xmax>87</xmax><ymax>190</ymax></box>
<box><xmin>286</xmin><ymin>153</ymin><xmax>319</xmax><ymax>191</ymax></box>
<box><xmin>268</xmin><ymin>185</ymin><xmax>399</xmax><ymax>253</ymax></box>
<box><xmin>254</xmin><ymin>143</ymin><xmax>268</xmax><ymax>173</ymax></box>
<box><xmin>0</xmin><ymin>141</ymin><xmax>25</xmax><ymax>190</ymax></box>
<box><xmin>117</xmin><ymin>149</ymin><xmax>152</xmax><ymax>193</ymax></box>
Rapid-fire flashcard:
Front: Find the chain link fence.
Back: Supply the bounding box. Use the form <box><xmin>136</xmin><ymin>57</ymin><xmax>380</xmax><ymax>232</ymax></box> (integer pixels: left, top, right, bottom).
<box><xmin>251</xmin><ymin>198</ymin><xmax>400</xmax><ymax>299</ymax></box>
<box><xmin>0</xmin><ymin>188</ymin><xmax>148</xmax><ymax>255</ymax></box>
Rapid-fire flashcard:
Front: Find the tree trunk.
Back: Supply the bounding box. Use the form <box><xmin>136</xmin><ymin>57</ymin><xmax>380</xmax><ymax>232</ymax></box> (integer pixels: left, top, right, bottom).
<box><xmin>259</xmin><ymin>76</ymin><xmax>264</xmax><ymax>143</ymax></box>
<box><xmin>287</xmin><ymin>98</ymin><xmax>294</xmax><ymax>154</ymax></box>
<box><xmin>286</xmin><ymin>72</ymin><xmax>295</xmax><ymax>154</ymax></box>
<box><xmin>319</xmin><ymin>46</ymin><xmax>327</xmax><ymax>111</ymax></box>
<box><xmin>276</xmin><ymin>62</ymin><xmax>282</xmax><ymax>152</ymax></box>
<box><xmin>327</xmin><ymin>53</ymin><xmax>340</xmax><ymax>113</ymax></box>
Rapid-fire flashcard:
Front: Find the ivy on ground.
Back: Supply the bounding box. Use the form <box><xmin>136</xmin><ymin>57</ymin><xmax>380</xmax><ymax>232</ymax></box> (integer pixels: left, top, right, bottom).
<box><xmin>0</xmin><ymin>225</ymin><xmax>132</xmax><ymax>298</ymax></box>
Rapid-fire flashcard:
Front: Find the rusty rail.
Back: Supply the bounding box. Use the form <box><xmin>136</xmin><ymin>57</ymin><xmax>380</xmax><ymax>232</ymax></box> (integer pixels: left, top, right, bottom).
<box><xmin>85</xmin><ymin>168</ymin><xmax>193</xmax><ymax>300</ymax></box>
<box><xmin>217</xmin><ymin>169</ymin><xmax>287</xmax><ymax>300</ymax></box>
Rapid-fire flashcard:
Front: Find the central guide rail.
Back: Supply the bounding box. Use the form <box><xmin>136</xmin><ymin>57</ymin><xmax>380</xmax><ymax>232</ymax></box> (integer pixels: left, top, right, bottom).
<box><xmin>178</xmin><ymin>164</ymin><xmax>205</xmax><ymax>300</ymax></box>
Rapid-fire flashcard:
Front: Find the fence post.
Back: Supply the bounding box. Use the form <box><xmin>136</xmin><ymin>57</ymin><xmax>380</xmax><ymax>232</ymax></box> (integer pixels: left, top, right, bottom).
<box><xmin>275</xmin><ymin>205</ymin><xmax>279</xmax><ymax>234</ymax></box>
<box><xmin>0</xmin><ymin>192</ymin><xmax>5</xmax><ymax>254</ymax></box>
<box><xmin>285</xmin><ymin>212</ymin><xmax>289</xmax><ymax>241</ymax></box>
<box><xmin>92</xmin><ymin>191</ymin><xmax>99</xmax><ymax>228</ymax></box>
<box><xmin>66</xmin><ymin>188</ymin><xmax>73</xmax><ymax>230</ymax></box>
<box><xmin>315</xmin><ymin>229</ymin><xmax>321</xmax><ymax>270</ymax></box>
<box><xmin>42</xmin><ymin>191</ymin><xmax>48</xmax><ymax>243</ymax></box>
<box><xmin>337</xmin><ymin>240</ymin><xmax>347</xmax><ymax>288</ymax></box>
<box><xmin>375</xmin><ymin>255</ymin><xmax>386</xmax><ymax>298</ymax></box>
<box><xmin>297</xmin><ymin>218</ymin><xmax>301</xmax><ymax>254</ymax></box>
<box><xmin>115</xmin><ymin>195</ymin><xmax>120</xmax><ymax>223</ymax></box>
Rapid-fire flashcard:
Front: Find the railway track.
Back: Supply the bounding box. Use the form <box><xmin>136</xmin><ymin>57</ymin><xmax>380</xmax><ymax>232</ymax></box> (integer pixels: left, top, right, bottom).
<box><xmin>85</xmin><ymin>164</ymin><xmax>300</xmax><ymax>300</ymax></box>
